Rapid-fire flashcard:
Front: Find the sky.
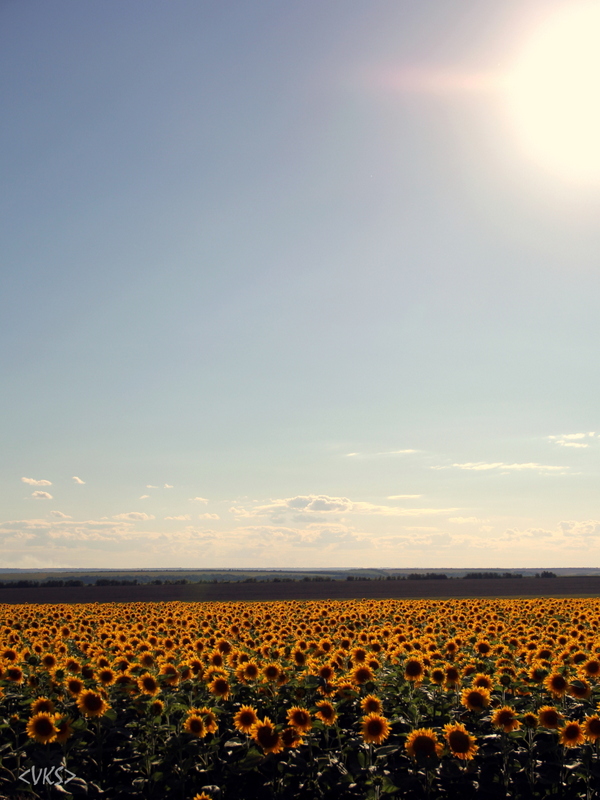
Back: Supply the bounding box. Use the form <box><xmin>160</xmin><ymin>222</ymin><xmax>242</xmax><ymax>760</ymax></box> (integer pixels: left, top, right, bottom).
<box><xmin>2</xmin><ymin>0</ymin><xmax>600</xmax><ymax>570</ymax></box>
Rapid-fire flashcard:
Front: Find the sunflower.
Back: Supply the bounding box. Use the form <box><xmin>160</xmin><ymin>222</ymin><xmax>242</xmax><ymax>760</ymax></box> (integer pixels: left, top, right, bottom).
<box><xmin>192</xmin><ymin>793</ymin><xmax>212</xmax><ymax>800</ymax></box>
<box><xmin>26</xmin><ymin>712</ymin><xmax>58</xmax><ymax>744</ymax></box>
<box><xmin>568</xmin><ymin>679</ymin><xmax>592</xmax><ymax>700</ymax></box>
<box><xmin>6</xmin><ymin>666</ymin><xmax>24</xmax><ymax>684</ymax></box>
<box><xmin>31</xmin><ymin>696</ymin><xmax>55</xmax><ymax>715</ymax></box>
<box><xmin>148</xmin><ymin>699</ymin><xmax>164</xmax><ymax>717</ymax></box>
<box><xmin>471</xmin><ymin>673</ymin><xmax>494</xmax><ymax>691</ymax></box>
<box><xmin>233</xmin><ymin>706</ymin><xmax>259</xmax><ymax>734</ymax></box>
<box><xmin>582</xmin><ymin>658</ymin><xmax>600</xmax><ymax>678</ymax></box>
<box><xmin>114</xmin><ymin>674</ymin><xmax>135</xmax><ymax>691</ymax></box>
<box><xmin>405</xmin><ymin>728</ymin><xmax>442</xmax><ymax>759</ymax></box>
<box><xmin>583</xmin><ymin>715</ymin><xmax>600</xmax><ymax>743</ymax></box>
<box><xmin>544</xmin><ymin>672</ymin><xmax>568</xmax><ymax>698</ymax></box>
<box><xmin>208</xmin><ymin>676</ymin><xmax>230</xmax><ymax>699</ymax></box>
<box><xmin>404</xmin><ymin>658</ymin><xmax>424</xmax><ymax>683</ymax></box>
<box><xmin>292</xmin><ymin>648</ymin><xmax>307</xmax><ymax>667</ymax></box>
<box><xmin>444</xmin><ymin>665</ymin><xmax>461</xmax><ymax>688</ymax></box>
<box><xmin>281</xmin><ymin>727</ymin><xmax>304</xmax><ymax>748</ymax></box>
<box><xmin>475</xmin><ymin>640</ymin><xmax>492</xmax><ymax>656</ymax></box>
<box><xmin>317</xmin><ymin>663</ymin><xmax>336</xmax><ymax>682</ymax></box>
<box><xmin>351</xmin><ymin>665</ymin><xmax>374</xmax><ymax>685</ymax></box>
<box><xmin>138</xmin><ymin>673</ymin><xmax>161</xmax><ymax>696</ymax></box>
<box><xmin>263</xmin><ymin>663</ymin><xmax>281</xmax><ymax>683</ymax></box>
<box><xmin>335</xmin><ymin>680</ymin><xmax>357</xmax><ymax>699</ymax></box>
<box><xmin>351</xmin><ymin>647</ymin><xmax>368</xmax><ymax>663</ymax></box>
<box><xmin>521</xmin><ymin>712</ymin><xmax>539</xmax><ymax>729</ymax></box>
<box><xmin>139</xmin><ymin>653</ymin><xmax>155</xmax><ymax>669</ymax></box>
<box><xmin>361</xmin><ymin>695</ymin><xmax>383</xmax><ymax>714</ymax></box>
<box><xmin>184</xmin><ymin>714</ymin><xmax>207</xmax><ymax>738</ymax></box>
<box><xmin>538</xmin><ymin>705</ymin><xmax>562</xmax><ymax>729</ymax></box>
<box><xmin>159</xmin><ymin>663</ymin><xmax>179</xmax><ymax>686</ymax></box>
<box><xmin>55</xmin><ymin>716</ymin><xmax>74</xmax><ymax>744</ymax></box>
<box><xmin>40</xmin><ymin>653</ymin><xmax>58</xmax><ymax>670</ymax></box>
<box><xmin>315</xmin><ymin>700</ymin><xmax>337</xmax><ymax>726</ymax></box>
<box><xmin>528</xmin><ymin>663</ymin><xmax>548</xmax><ymax>683</ymax></box>
<box><xmin>460</xmin><ymin>687</ymin><xmax>491</xmax><ymax>712</ymax></box>
<box><xmin>208</xmin><ymin>650</ymin><xmax>225</xmax><ymax>668</ymax></box>
<box><xmin>241</xmin><ymin>661</ymin><xmax>260</xmax><ymax>681</ymax></box>
<box><xmin>197</xmin><ymin>707</ymin><xmax>218</xmax><ymax>734</ymax></box>
<box><xmin>559</xmin><ymin>721</ymin><xmax>585</xmax><ymax>748</ymax></box>
<box><xmin>252</xmin><ymin>717</ymin><xmax>283</xmax><ymax>754</ymax></box>
<box><xmin>443</xmin><ymin>723</ymin><xmax>478</xmax><ymax>760</ymax></box>
<box><xmin>430</xmin><ymin>667</ymin><xmax>445</xmax><ymax>685</ymax></box>
<box><xmin>361</xmin><ymin>713</ymin><xmax>391</xmax><ymax>745</ymax></box>
<box><xmin>287</xmin><ymin>706</ymin><xmax>312</xmax><ymax>732</ymax></box>
<box><xmin>98</xmin><ymin>668</ymin><xmax>116</xmax><ymax>687</ymax></box>
<box><xmin>491</xmin><ymin>706</ymin><xmax>521</xmax><ymax>733</ymax></box>
<box><xmin>76</xmin><ymin>690</ymin><xmax>110</xmax><ymax>718</ymax></box>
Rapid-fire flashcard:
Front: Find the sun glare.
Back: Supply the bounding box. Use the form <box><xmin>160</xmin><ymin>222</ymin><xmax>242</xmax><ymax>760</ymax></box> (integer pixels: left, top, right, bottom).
<box><xmin>505</xmin><ymin>3</ymin><xmax>600</xmax><ymax>181</ymax></box>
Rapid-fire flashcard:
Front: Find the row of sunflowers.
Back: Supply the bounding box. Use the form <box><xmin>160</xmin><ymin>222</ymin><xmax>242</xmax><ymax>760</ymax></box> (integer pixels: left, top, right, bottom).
<box><xmin>1</xmin><ymin>597</ymin><xmax>600</xmax><ymax>798</ymax></box>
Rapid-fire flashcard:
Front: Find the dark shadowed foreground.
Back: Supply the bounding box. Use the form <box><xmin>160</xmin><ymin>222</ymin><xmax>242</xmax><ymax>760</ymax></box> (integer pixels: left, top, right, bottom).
<box><xmin>1</xmin><ymin>575</ymin><xmax>599</xmax><ymax>604</ymax></box>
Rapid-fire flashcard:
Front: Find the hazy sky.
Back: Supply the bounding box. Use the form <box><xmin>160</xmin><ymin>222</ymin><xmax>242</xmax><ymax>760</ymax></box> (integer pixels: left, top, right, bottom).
<box><xmin>2</xmin><ymin>1</ymin><xmax>600</xmax><ymax>569</ymax></box>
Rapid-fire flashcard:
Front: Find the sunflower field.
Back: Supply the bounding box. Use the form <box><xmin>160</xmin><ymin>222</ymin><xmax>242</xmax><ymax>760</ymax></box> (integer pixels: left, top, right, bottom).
<box><xmin>1</xmin><ymin>598</ymin><xmax>600</xmax><ymax>799</ymax></box>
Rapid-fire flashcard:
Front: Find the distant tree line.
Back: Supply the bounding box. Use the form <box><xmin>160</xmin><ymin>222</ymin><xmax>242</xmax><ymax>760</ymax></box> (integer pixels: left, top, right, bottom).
<box><xmin>464</xmin><ymin>572</ymin><xmax>523</xmax><ymax>580</ymax></box>
<box><xmin>0</xmin><ymin>579</ymin><xmax>84</xmax><ymax>588</ymax></box>
<box><xmin>0</xmin><ymin>570</ymin><xmax>560</xmax><ymax>589</ymax></box>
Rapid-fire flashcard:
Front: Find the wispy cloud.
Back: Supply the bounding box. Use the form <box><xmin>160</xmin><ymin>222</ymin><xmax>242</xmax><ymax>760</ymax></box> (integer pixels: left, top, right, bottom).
<box><xmin>22</xmin><ymin>477</ymin><xmax>52</xmax><ymax>486</ymax></box>
<box><xmin>50</xmin><ymin>511</ymin><xmax>71</xmax><ymax>519</ymax></box>
<box><xmin>230</xmin><ymin>494</ymin><xmax>458</xmax><ymax>519</ymax></box>
<box><xmin>113</xmin><ymin>512</ymin><xmax>155</xmax><ymax>521</ymax></box>
<box><xmin>449</xmin><ymin>517</ymin><xmax>489</xmax><ymax>524</ymax></box>
<box><xmin>199</xmin><ymin>513</ymin><xmax>220</xmax><ymax>520</ymax></box>
<box><xmin>31</xmin><ymin>491</ymin><xmax>53</xmax><ymax>500</ymax></box>
<box><xmin>387</xmin><ymin>494</ymin><xmax>422</xmax><ymax>499</ymax></box>
<box><xmin>434</xmin><ymin>462</ymin><xmax>566</xmax><ymax>472</ymax></box>
<box><xmin>146</xmin><ymin>485</ymin><xmax>159</xmax><ymax>489</ymax></box>
<box><xmin>165</xmin><ymin>515</ymin><xmax>191</xmax><ymax>521</ymax></box>
<box><xmin>164</xmin><ymin>484</ymin><xmax>173</xmax><ymax>489</ymax></box>
<box><xmin>190</xmin><ymin>497</ymin><xmax>209</xmax><ymax>504</ymax></box>
<box><xmin>139</xmin><ymin>495</ymin><xmax>150</xmax><ymax>499</ymax></box>
<box><xmin>345</xmin><ymin>449</ymin><xmax>417</xmax><ymax>458</ymax></box>
<box><xmin>72</xmin><ymin>476</ymin><xmax>85</xmax><ymax>484</ymax></box>
<box><xmin>548</xmin><ymin>432</ymin><xmax>595</xmax><ymax>448</ymax></box>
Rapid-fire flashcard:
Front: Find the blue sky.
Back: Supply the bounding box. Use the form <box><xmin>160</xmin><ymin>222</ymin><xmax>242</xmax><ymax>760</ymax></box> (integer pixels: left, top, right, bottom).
<box><xmin>2</xmin><ymin>0</ymin><xmax>600</xmax><ymax>569</ymax></box>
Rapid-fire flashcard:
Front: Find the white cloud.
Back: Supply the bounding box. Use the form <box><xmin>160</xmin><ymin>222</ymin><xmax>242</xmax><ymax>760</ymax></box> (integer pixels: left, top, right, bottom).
<box><xmin>387</xmin><ymin>494</ymin><xmax>422</xmax><ymax>499</ymax></box>
<box><xmin>165</xmin><ymin>515</ymin><xmax>191</xmax><ymax>521</ymax></box>
<box><xmin>72</xmin><ymin>476</ymin><xmax>85</xmax><ymax>484</ymax></box>
<box><xmin>146</xmin><ymin>485</ymin><xmax>159</xmax><ymax>489</ymax></box>
<box><xmin>22</xmin><ymin>477</ymin><xmax>52</xmax><ymax>486</ymax></box>
<box><xmin>51</xmin><ymin>511</ymin><xmax>71</xmax><ymax>519</ymax></box>
<box><xmin>139</xmin><ymin>495</ymin><xmax>150</xmax><ymax>499</ymax></box>
<box><xmin>231</xmin><ymin>494</ymin><xmax>458</xmax><ymax>519</ymax></box>
<box><xmin>377</xmin><ymin>449</ymin><xmax>418</xmax><ymax>455</ymax></box>
<box><xmin>31</xmin><ymin>491</ymin><xmax>53</xmax><ymax>500</ymax></box>
<box><xmin>436</xmin><ymin>462</ymin><xmax>566</xmax><ymax>472</ymax></box>
<box><xmin>345</xmin><ymin>450</ymin><xmax>417</xmax><ymax>458</ymax></box>
<box><xmin>199</xmin><ymin>513</ymin><xmax>220</xmax><ymax>520</ymax></box>
<box><xmin>164</xmin><ymin>484</ymin><xmax>173</xmax><ymax>489</ymax></box>
<box><xmin>190</xmin><ymin>497</ymin><xmax>209</xmax><ymax>504</ymax></box>
<box><xmin>548</xmin><ymin>432</ymin><xmax>595</xmax><ymax>448</ymax></box>
<box><xmin>112</xmin><ymin>512</ymin><xmax>155</xmax><ymax>521</ymax></box>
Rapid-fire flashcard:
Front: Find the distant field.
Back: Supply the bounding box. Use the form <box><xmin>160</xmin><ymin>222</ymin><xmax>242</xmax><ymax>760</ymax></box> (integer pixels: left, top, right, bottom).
<box><xmin>1</xmin><ymin>574</ymin><xmax>599</xmax><ymax>604</ymax></box>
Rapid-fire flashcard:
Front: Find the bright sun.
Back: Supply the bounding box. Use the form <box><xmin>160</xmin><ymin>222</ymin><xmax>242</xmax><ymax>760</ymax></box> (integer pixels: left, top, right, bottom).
<box><xmin>505</xmin><ymin>2</ymin><xmax>600</xmax><ymax>181</ymax></box>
